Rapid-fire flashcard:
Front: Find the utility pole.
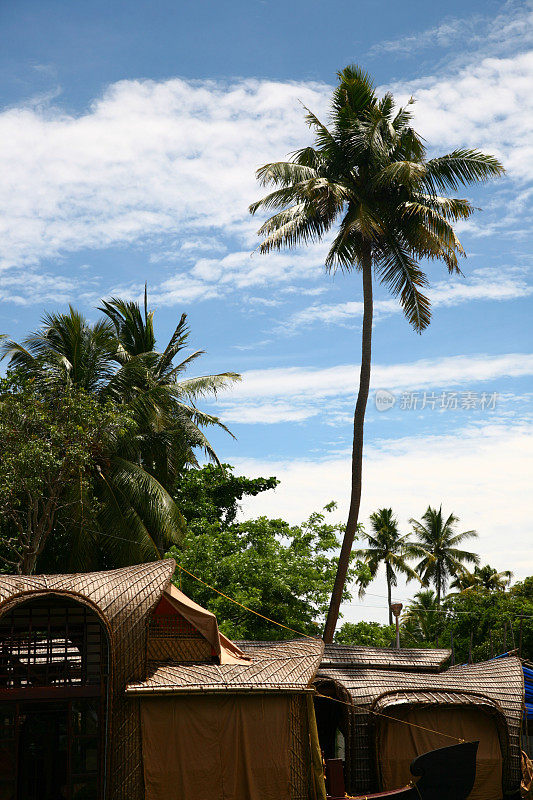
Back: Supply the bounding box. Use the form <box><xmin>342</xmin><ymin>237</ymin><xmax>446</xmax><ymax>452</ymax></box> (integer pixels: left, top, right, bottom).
<box><xmin>390</xmin><ymin>603</ymin><xmax>403</xmax><ymax>650</ymax></box>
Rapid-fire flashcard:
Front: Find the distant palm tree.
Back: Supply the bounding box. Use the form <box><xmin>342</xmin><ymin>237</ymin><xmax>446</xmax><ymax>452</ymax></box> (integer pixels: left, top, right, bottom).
<box><xmin>401</xmin><ymin>589</ymin><xmax>441</xmax><ymax>645</ymax></box>
<box><xmin>249</xmin><ymin>65</ymin><xmax>504</xmax><ymax>642</ymax></box>
<box><xmin>450</xmin><ymin>564</ymin><xmax>512</xmax><ymax>594</ymax></box>
<box><xmin>356</xmin><ymin>508</ymin><xmax>421</xmax><ymax>624</ymax></box>
<box><xmin>410</xmin><ymin>506</ymin><xmax>479</xmax><ymax>605</ymax></box>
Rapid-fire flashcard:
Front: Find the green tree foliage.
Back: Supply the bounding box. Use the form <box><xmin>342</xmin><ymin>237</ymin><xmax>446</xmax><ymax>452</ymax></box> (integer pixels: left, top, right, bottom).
<box><xmin>410</xmin><ymin>505</ymin><xmax>479</xmax><ymax>604</ymax></box>
<box><xmin>1</xmin><ymin>295</ymin><xmax>240</xmax><ymax>479</ymax></box>
<box><xmin>0</xmin><ymin>375</ymin><xmax>181</xmax><ymax>574</ymax></box>
<box><xmin>172</xmin><ymin>463</ymin><xmax>279</xmax><ymax>526</ymax></box>
<box><xmin>250</xmin><ymin>64</ymin><xmax>504</xmax><ymax>641</ymax></box>
<box><xmin>450</xmin><ymin>564</ymin><xmax>513</xmax><ymax>594</ymax></box>
<box><xmin>335</xmin><ymin>620</ymin><xmax>395</xmax><ymax>647</ymax></box>
<box><xmin>168</xmin><ymin>465</ymin><xmax>360</xmax><ymax>640</ymax></box>
<box><xmin>440</xmin><ymin>578</ymin><xmax>533</xmax><ymax>662</ymax></box>
<box><xmin>0</xmin><ymin>295</ymin><xmax>239</xmax><ymax>573</ymax></box>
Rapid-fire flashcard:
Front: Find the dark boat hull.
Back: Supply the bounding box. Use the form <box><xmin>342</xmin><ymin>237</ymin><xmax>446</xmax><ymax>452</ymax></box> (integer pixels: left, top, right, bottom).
<box><xmin>327</xmin><ymin>740</ymin><xmax>480</xmax><ymax>800</ymax></box>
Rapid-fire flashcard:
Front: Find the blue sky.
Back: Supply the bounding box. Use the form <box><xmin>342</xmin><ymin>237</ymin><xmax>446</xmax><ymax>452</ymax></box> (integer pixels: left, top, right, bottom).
<box><xmin>1</xmin><ymin>0</ymin><xmax>532</xmax><ymax>623</ymax></box>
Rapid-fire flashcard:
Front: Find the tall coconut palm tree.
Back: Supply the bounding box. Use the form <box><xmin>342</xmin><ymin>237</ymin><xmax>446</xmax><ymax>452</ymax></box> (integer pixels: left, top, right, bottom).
<box><xmin>356</xmin><ymin>508</ymin><xmax>421</xmax><ymax>624</ymax></box>
<box><xmin>410</xmin><ymin>505</ymin><xmax>479</xmax><ymax>605</ymax></box>
<box><xmin>249</xmin><ymin>65</ymin><xmax>504</xmax><ymax>642</ymax></box>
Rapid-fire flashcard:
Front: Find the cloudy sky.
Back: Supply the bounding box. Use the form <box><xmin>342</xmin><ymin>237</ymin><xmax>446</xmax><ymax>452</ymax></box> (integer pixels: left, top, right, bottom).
<box><xmin>1</xmin><ymin>0</ymin><xmax>532</xmax><ymax>624</ymax></box>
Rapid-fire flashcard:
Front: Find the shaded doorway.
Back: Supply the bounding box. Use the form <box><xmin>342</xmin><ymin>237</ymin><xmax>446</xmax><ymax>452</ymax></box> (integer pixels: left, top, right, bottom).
<box><xmin>313</xmin><ymin>679</ymin><xmax>351</xmax><ymax>792</ymax></box>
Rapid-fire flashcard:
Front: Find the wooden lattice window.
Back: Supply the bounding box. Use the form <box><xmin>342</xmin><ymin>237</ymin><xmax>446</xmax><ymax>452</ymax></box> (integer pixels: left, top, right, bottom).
<box><xmin>0</xmin><ymin>596</ymin><xmax>108</xmax><ymax>800</ymax></box>
<box><xmin>0</xmin><ymin>597</ymin><xmax>106</xmax><ymax>690</ymax></box>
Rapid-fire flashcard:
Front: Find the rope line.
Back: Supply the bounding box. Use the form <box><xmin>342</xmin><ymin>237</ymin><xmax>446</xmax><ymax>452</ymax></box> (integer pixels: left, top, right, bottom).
<box><xmin>177</xmin><ymin>564</ymin><xmax>464</xmax><ymax>744</ymax></box>
<box><xmin>314</xmin><ymin>692</ymin><xmax>464</xmax><ymax>743</ymax></box>
<box><xmin>176</xmin><ymin>563</ymin><xmax>318</xmax><ymax>641</ymax></box>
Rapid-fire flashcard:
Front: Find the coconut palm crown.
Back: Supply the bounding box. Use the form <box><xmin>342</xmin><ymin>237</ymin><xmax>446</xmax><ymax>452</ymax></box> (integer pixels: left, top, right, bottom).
<box><xmin>356</xmin><ymin>508</ymin><xmax>421</xmax><ymax>625</ymax></box>
<box><xmin>250</xmin><ymin>65</ymin><xmax>504</xmax><ymax>641</ymax></box>
<box><xmin>410</xmin><ymin>505</ymin><xmax>479</xmax><ymax>605</ymax></box>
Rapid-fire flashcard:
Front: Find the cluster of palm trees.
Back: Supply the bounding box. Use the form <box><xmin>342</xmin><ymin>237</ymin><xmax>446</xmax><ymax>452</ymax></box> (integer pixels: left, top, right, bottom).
<box><xmin>356</xmin><ymin>505</ymin><xmax>483</xmax><ymax>624</ymax></box>
<box><xmin>357</xmin><ymin>506</ymin><xmax>513</xmax><ymax>646</ymax></box>
<box><xmin>0</xmin><ymin>290</ymin><xmax>239</xmax><ymax>571</ymax></box>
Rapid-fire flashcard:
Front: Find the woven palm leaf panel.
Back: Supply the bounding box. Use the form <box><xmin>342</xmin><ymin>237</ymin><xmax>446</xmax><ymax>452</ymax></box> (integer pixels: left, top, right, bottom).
<box><xmin>0</xmin><ymin>560</ymin><xmax>175</xmax><ymax>800</ymax></box>
<box><xmin>148</xmin><ymin>595</ymin><xmax>215</xmax><ymax>663</ymax></box>
<box><xmin>316</xmin><ymin>656</ymin><xmax>524</xmax><ymax>797</ymax></box>
<box><xmin>127</xmin><ymin>639</ymin><xmax>324</xmax><ymax>800</ymax></box>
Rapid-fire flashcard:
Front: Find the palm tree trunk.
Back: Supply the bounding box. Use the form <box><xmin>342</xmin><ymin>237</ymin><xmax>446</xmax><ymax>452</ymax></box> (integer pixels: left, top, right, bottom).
<box><xmin>387</xmin><ymin>567</ymin><xmax>393</xmax><ymax>626</ymax></box>
<box><xmin>323</xmin><ymin>249</ymin><xmax>373</xmax><ymax>643</ymax></box>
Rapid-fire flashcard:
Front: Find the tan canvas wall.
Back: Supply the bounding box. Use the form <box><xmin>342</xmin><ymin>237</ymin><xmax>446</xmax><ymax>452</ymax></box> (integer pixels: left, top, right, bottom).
<box><xmin>141</xmin><ymin>694</ymin><xmax>291</xmax><ymax>800</ymax></box>
<box><xmin>377</xmin><ymin>706</ymin><xmax>503</xmax><ymax>800</ymax></box>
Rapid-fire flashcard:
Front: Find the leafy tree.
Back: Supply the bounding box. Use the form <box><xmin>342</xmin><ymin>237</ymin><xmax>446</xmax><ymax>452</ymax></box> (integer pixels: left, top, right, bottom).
<box><xmin>410</xmin><ymin>505</ymin><xmax>479</xmax><ymax>604</ymax></box>
<box><xmin>356</xmin><ymin>508</ymin><xmax>420</xmax><ymax>624</ymax></box>
<box><xmin>450</xmin><ymin>564</ymin><xmax>513</xmax><ymax>594</ymax></box>
<box><xmin>169</xmin><ymin>470</ymin><xmax>360</xmax><ymax>639</ymax></box>
<box><xmin>1</xmin><ymin>295</ymin><xmax>239</xmax><ymax>477</ymax></box>
<box><xmin>249</xmin><ymin>64</ymin><xmax>504</xmax><ymax>642</ymax></box>
<box><xmin>427</xmin><ymin>578</ymin><xmax>533</xmax><ymax>662</ymax></box>
<box><xmin>0</xmin><ymin>376</ymin><xmax>183</xmax><ymax>574</ymax></box>
<box><xmin>0</xmin><ymin>296</ymin><xmax>239</xmax><ymax>571</ymax></box>
<box><xmin>172</xmin><ymin>463</ymin><xmax>279</xmax><ymax>526</ymax></box>
<box><xmin>335</xmin><ymin>620</ymin><xmax>395</xmax><ymax>647</ymax></box>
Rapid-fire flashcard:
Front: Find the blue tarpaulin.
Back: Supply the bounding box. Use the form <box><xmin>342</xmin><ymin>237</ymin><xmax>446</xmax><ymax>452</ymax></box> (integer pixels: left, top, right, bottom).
<box><xmin>523</xmin><ymin>666</ymin><xmax>533</xmax><ymax>719</ymax></box>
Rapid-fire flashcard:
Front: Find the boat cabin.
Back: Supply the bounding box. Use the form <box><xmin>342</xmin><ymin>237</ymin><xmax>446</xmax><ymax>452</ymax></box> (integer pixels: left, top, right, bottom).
<box><xmin>0</xmin><ymin>561</ymin><xmax>324</xmax><ymax>800</ymax></box>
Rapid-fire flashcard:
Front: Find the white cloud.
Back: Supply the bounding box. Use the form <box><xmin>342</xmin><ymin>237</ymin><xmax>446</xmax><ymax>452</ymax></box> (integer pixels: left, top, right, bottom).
<box><xmin>369</xmin><ymin>0</ymin><xmax>532</xmax><ymax>59</ymax></box>
<box><xmin>0</xmin><ymin>78</ymin><xmax>329</xmax><ymax>274</ymax></box>
<box><xmin>232</xmin><ymin>420</ymin><xmax>533</xmax><ymax>622</ymax></box>
<box><xmin>215</xmin><ymin>352</ymin><xmax>533</xmax><ymax>424</ymax></box>
<box><xmin>288</xmin><ymin>267</ymin><xmax>533</xmax><ymax>329</ymax></box>
<box><xmin>0</xmin><ymin>270</ymin><xmax>91</xmax><ymax>306</ymax></box>
<box><xmin>389</xmin><ymin>51</ymin><xmax>533</xmax><ymax>180</ymax></box>
<box><xmin>0</xmin><ymin>45</ymin><xmax>531</xmax><ymax>305</ymax></box>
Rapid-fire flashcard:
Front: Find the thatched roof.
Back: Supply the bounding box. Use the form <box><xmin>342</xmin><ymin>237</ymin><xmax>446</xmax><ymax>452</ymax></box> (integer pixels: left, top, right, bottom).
<box><xmin>317</xmin><ymin>654</ymin><xmax>524</xmax><ymax>795</ymax></box>
<box><xmin>322</xmin><ymin>643</ymin><xmax>451</xmax><ymax>672</ymax></box>
<box><xmin>0</xmin><ymin>561</ymin><xmax>175</xmax><ymax>800</ymax></box>
<box><xmin>126</xmin><ymin>638</ymin><xmax>324</xmax><ymax>694</ymax></box>
<box><xmin>0</xmin><ymin>560</ymin><xmax>175</xmax><ymax>654</ymax></box>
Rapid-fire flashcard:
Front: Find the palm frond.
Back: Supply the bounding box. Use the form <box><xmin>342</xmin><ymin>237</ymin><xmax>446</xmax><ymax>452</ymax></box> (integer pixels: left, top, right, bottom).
<box><xmin>423</xmin><ymin>149</ymin><xmax>505</xmax><ymax>193</ymax></box>
<box><xmin>374</xmin><ymin>239</ymin><xmax>431</xmax><ymax>332</ymax></box>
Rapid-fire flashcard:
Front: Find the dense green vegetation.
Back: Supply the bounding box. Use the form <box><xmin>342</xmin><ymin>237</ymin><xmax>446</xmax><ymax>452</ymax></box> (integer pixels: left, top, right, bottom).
<box><xmin>0</xmin><ymin>295</ymin><xmax>238</xmax><ymax>573</ymax></box>
<box><xmin>168</xmin><ymin>465</ymin><xmax>362</xmax><ymax>640</ymax></box>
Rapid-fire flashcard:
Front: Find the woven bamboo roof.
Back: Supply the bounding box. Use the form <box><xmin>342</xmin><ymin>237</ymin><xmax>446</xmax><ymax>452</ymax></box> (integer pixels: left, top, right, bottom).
<box><xmin>0</xmin><ymin>560</ymin><xmax>176</xmax><ymax>800</ymax></box>
<box><xmin>322</xmin><ymin>643</ymin><xmax>451</xmax><ymax>672</ymax></box>
<box><xmin>317</xmin><ymin>655</ymin><xmax>524</xmax><ymax>794</ymax></box>
<box><xmin>126</xmin><ymin>638</ymin><xmax>324</xmax><ymax>694</ymax></box>
<box><xmin>0</xmin><ymin>560</ymin><xmax>175</xmax><ymax>638</ymax></box>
